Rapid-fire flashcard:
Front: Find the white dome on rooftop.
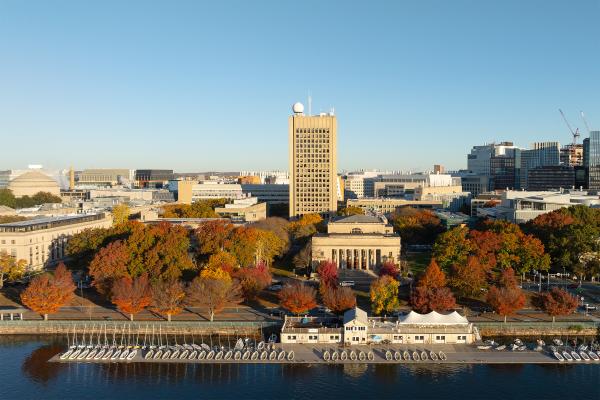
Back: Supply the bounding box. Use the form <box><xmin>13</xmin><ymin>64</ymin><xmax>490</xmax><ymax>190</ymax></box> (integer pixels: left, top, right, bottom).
<box><xmin>292</xmin><ymin>102</ymin><xmax>304</xmax><ymax>114</ymax></box>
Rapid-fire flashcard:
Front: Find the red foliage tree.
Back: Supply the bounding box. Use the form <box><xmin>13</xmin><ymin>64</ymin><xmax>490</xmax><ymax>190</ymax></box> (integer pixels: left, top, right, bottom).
<box><xmin>322</xmin><ymin>286</ymin><xmax>356</xmax><ymax>314</ymax></box>
<box><xmin>378</xmin><ymin>261</ymin><xmax>400</xmax><ymax>278</ymax></box>
<box><xmin>236</xmin><ymin>261</ymin><xmax>272</xmax><ymax>300</ymax></box>
<box><xmin>411</xmin><ymin>258</ymin><xmax>456</xmax><ymax>313</ymax></box>
<box><xmin>486</xmin><ymin>267</ymin><xmax>526</xmax><ymax>323</ymax></box>
<box><xmin>541</xmin><ymin>287</ymin><xmax>579</xmax><ymax>322</ymax></box>
<box><xmin>317</xmin><ymin>260</ymin><xmax>338</xmax><ymax>289</ymax></box>
<box><xmin>278</xmin><ymin>283</ymin><xmax>317</xmax><ymax>315</ymax></box>
<box><xmin>20</xmin><ymin>264</ymin><xmax>76</xmax><ymax>321</ymax></box>
<box><xmin>194</xmin><ymin>220</ymin><xmax>235</xmax><ymax>256</ymax></box>
<box><xmin>111</xmin><ymin>274</ymin><xmax>152</xmax><ymax>321</ymax></box>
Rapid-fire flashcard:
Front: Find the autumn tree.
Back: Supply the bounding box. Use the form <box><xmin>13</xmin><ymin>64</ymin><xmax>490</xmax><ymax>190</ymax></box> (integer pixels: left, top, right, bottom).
<box><xmin>250</xmin><ymin>217</ymin><xmax>291</xmax><ymax>255</ymax></box>
<box><xmin>390</xmin><ymin>207</ymin><xmax>444</xmax><ymax>245</ymax></box>
<box><xmin>0</xmin><ymin>250</ymin><xmax>27</xmax><ymax>288</ymax></box>
<box><xmin>370</xmin><ymin>275</ymin><xmax>400</xmax><ymax>315</ymax></box>
<box><xmin>449</xmin><ymin>256</ymin><xmax>487</xmax><ymax>298</ymax></box>
<box><xmin>293</xmin><ymin>243</ymin><xmax>311</xmax><ymax>270</ymax></box>
<box><xmin>317</xmin><ymin>260</ymin><xmax>338</xmax><ymax>290</ymax></box>
<box><xmin>111</xmin><ymin>204</ymin><xmax>131</xmax><ymax>226</ymax></box>
<box><xmin>289</xmin><ymin>213</ymin><xmax>323</xmax><ymax>242</ymax></box>
<box><xmin>540</xmin><ymin>287</ymin><xmax>579</xmax><ymax>323</ymax></box>
<box><xmin>278</xmin><ymin>283</ymin><xmax>317</xmax><ymax>315</ymax></box>
<box><xmin>486</xmin><ymin>268</ymin><xmax>526</xmax><ymax>323</ymax></box>
<box><xmin>194</xmin><ymin>220</ymin><xmax>235</xmax><ymax>256</ymax></box>
<box><xmin>88</xmin><ymin>240</ymin><xmax>130</xmax><ymax>296</ymax></box>
<box><xmin>236</xmin><ymin>261</ymin><xmax>272</xmax><ymax>300</ymax></box>
<box><xmin>20</xmin><ymin>264</ymin><xmax>75</xmax><ymax>321</ymax></box>
<box><xmin>150</xmin><ymin>279</ymin><xmax>185</xmax><ymax>322</ymax></box>
<box><xmin>410</xmin><ymin>259</ymin><xmax>456</xmax><ymax>313</ymax></box>
<box><xmin>322</xmin><ymin>286</ymin><xmax>356</xmax><ymax>314</ymax></box>
<box><xmin>337</xmin><ymin>206</ymin><xmax>364</xmax><ymax>216</ymax></box>
<box><xmin>432</xmin><ymin>226</ymin><xmax>474</xmax><ymax>270</ymax></box>
<box><xmin>378</xmin><ymin>260</ymin><xmax>400</xmax><ymax>279</ymax></box>
<box><xmin>186</xmin><ymin>274</ymin><xmax>242</xmax><ymax>321</ymax></box>
<box><xmin>111</xmin><ymin>274</ymin><xmax>152</xmax><ymax>321</ymax></box>
<box><xmin>206</xmin><ymin>251</ymin><xmax>238</xmax><ymax>273</ymax></box>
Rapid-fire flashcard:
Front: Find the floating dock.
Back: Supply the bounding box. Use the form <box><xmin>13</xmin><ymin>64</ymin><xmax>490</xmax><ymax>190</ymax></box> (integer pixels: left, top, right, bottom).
<box><xmin>49</xmin><ymin>344</ymin><xmax>594</xmax><ymax>365</ymax></box>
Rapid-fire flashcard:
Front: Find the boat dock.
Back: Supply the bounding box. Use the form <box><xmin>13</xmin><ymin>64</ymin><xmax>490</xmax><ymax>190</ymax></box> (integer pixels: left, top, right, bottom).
<box><xmin>49</xmin><ymin>343</ymin><xmax>589</xmax><ymax>365</ymax></box>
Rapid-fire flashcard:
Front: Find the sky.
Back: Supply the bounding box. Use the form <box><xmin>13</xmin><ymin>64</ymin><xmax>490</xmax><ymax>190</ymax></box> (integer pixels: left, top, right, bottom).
<box><xmin>0</xmin><ymin>0</ymin><xmax>599</xmax><ymax>173</ymax></box>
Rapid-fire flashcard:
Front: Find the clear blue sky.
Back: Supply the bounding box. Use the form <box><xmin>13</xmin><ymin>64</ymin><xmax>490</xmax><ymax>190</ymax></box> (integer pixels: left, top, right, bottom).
<box><xmin>1</xmin><ymin>0</ymin><xmax>599</xmax><ymax>172</ymax></box>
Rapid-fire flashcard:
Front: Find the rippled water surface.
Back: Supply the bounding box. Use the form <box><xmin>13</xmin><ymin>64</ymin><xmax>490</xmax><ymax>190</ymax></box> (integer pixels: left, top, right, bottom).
<box><xmin>1</xmin><ymin>336</ymin><xmax>599</xmax><ymax>399</ymax></box>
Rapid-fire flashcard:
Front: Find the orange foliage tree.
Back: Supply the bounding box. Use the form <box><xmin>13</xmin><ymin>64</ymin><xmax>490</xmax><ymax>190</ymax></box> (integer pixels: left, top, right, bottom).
<box><xmin>486</xmin><ymin>268</ymin><xmax>526</xmax><ymax>323</ymax></box>
<box><xmin>322</xmin><ymin>286</ymin><xmax>356</xmax><ymax>314</ymax></box>
<box><xmin>449</xmin><ymin>256</ymin><xmax>487</xmax><ymax>298</ymax></box>
<box><xmin>278</xmin><ymin>283</ymin><xmax>317</xmax><ymax>315</ymax></box>
<box><xmin>88</xmin><ymin>240</ymin><xmax>130</xmax><ymax>296</ymax></box>
<box><xmin>20</xmin><ymin>263</ymin><xmax>75</xmax><ymax>320</ymax></box>
<box><xmin>195</xmin><ymin>220</ymin><xmax>235</xmax><ymax>256</ymax></box>
<box><xmin>541</xmin><ymin>287</ymin><xmax>579</xmax><ymax>323</ymax></box>
<box><xmin>410</xmin><ymin>259</ymin><xmax>456</xmax><ymax>313</ymax></box>
<box><xmin>185</xmin><ymin>275</ymin><xmax>242</xmax><ymax>321</ymax></box>
<box><xmin>150</xmin><ymin>279</ymin><xmax>185</xmax><ymax>322</ymax></box>
<box><xmin>111</xmin><ymin>274</ymin><xmax>152</xmax><ymax>321</ymax></box>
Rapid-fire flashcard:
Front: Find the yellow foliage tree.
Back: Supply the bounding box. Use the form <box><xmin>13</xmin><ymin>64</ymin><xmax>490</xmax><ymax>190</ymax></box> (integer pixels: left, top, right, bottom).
<box><xmin>0</xmin><ymin>250</ymin><xmax>27</xmax><ymax>289</ymax></box>
<box><xmin>111</xmin><ymin>204</ymin><xmax>131</xmax><ymax>226</ymax></box>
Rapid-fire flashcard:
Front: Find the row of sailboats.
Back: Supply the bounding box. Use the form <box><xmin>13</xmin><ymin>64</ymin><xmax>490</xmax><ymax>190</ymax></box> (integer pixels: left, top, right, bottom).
<box><xmin>59</xmin><ymin>324</ymin><xmax>139</xmax><ymax>362</ymax></box>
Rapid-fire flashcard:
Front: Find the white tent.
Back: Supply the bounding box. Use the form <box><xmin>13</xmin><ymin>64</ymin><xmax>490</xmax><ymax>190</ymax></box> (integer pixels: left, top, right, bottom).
<box><xmin>398</xmin><ymin>310</ymin><xmax>469</xmax><ymax>325</ymax></box>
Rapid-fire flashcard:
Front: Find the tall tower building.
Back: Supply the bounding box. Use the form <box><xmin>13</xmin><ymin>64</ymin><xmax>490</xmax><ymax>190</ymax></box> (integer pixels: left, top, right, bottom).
<box><xmin>587</xmin><ymin>131</ymin><xmax>600</xmax><ymax>190</ymax></box>
<box><xmin>289</xmin><ymin>102</ymin><xmax>337</xmax><ymax>218</ymax></box>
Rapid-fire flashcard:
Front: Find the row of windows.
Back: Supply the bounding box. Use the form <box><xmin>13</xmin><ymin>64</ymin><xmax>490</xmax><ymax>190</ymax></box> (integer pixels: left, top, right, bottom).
<box><xmin>295</xmin><ymin>129</ymin><xmax>330</xmax><ymax>134</ymax></box>
<box><xmin>345</xmin><ymin>326</ymin><xmax>366</xmax><ymax>331</ymax></box>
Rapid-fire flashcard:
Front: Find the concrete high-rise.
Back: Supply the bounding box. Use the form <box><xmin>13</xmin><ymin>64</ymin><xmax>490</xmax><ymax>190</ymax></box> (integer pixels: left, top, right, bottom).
<box><xmin>288</xmin><ymin>102</ymin><xmax>337</xmax><ymax>218</ymax></box>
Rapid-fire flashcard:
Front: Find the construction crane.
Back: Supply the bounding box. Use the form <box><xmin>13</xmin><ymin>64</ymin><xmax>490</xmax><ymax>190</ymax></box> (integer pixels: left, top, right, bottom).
<box><xmin>580</xmin><ymin>111</ymin><xmax>592</xmax><ymax>134</ymax></box>
<box><xmin>559</xmin><ymin>109</ymin><xmax>580</xmax><ymax>146</ymax></box>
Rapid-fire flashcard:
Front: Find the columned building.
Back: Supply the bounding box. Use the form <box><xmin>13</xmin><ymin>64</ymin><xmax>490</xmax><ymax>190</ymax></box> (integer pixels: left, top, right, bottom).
<box><xmin>288</xmin><ymin>102</ymin><xmax>337</xmax><ymax>218</ymax></box>
<box><xmin>311</xmin><ymin>215</ymin><xmax>401</xmax><ymax>270</ymax></box>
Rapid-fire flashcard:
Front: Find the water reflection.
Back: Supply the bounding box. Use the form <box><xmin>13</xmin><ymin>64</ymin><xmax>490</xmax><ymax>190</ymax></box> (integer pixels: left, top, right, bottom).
<box><xmin>21</xmin><ymin>344</ymin><xmax>65</xmax><ymax>385</ymax></box>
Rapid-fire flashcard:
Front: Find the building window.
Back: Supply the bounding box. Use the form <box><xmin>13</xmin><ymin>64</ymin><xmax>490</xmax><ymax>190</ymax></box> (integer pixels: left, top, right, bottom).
<box><xmin>351</xmin><ymin>228</ymin><xmax>363</xmax><ymax>234</ymax></box>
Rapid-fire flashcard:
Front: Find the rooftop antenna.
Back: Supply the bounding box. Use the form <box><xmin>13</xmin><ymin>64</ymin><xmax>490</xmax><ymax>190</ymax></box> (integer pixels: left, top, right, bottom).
<box><xmin>580</xmin><ymin>111</ymin><xmax>592</xmax><ymax>134</ymax></box>
<box><xmin>559</xmin><ymin>109</ymin><xmax>580</xmax><ymax>146</ymax></box>
<box><xmin>308</xmin><ymin>92</ymin><xmax>312</xmax><ymax>116</ymax></box>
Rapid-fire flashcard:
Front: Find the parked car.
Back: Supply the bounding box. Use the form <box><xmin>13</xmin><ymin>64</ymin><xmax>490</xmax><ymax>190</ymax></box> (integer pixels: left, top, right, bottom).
<box><xmin>339</xmin><ymin>281</ymin><xmax>355</xmax><ymax>287</ymax></box>
<box><xmin>267</xmin><ymin>284</ymin><xmax>283</xmax><ymax>292</ymax></box>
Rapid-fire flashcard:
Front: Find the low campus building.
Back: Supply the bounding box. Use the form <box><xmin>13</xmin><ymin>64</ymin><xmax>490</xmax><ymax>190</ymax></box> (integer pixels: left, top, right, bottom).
<box><xmin>311</xmin><ymin>215</ymin><xmax>401</xmax><ymax>270</ymax></box>
<box><xmin>214</xmin><ymin>197</ymin><xmax>267</xmax><ymax>222</ymax></box>
<box><xmin>281</xmin><ymin>307</ymin><xmax>474</xmax><ymax>345</ymax></box>
<box><xmin>0</xmin><ymin>213</ymin><xmax>112</xmax><ymax>271</ymax></box>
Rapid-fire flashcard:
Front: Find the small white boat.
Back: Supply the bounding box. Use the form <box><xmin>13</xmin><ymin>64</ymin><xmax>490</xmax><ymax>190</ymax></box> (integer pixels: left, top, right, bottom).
<box><xmin>86</xmin><ymin>349</ymin><xmax>97</xmax><ymax>360</ymax></box>
<box><xmin>277</xmin><ymin>351</ymin><xmax>286</xmax><ymax>361</ymax></box>
<box><xmin>385</xmin><ymin>350</ymin><xmax>392</xmax><ymax>361</ymax></box>
<box><xmin>412</xmin><ymin>351</ymin><xmax>420</xmax><ymax>361</ymax></box>
<box><xmin>257</xmin><ymin>341</ymin><xmax>265</xmax><ymax>351</ymax></box>
<box><xmin>331</xmin><ymin>351</ymin><xmax>339</xmax><ymax>361</ymax></box>
<box><xmin>241</xmin><ymin>350</ymin><xmax>249</xmax><ymax>360</ymax></box>
<box><xmin>553</xmin><ymin>352</ymin><xmax>564</xmax><ymax>362</ymax></box>
<box><xmin>536</xmin><ymin>339</ymin><xmax>546</xmax><ymax>347</ymax></box>
<box><xmin>94</xmin><ymin>348</ymin><xmax>106</xmax><ymax>360</ymax></box>
<box><xmin>514</xmin><ymin>339</ymin><xmax>523</xmax><ymax>346</ymax></box>
<box><xmin>153</xmin><ymin>349</ymin><xmax>163</xmax><ymax>360</ymax></box>
<box><xmin>189</xmin><ymin>350</ymin><xmax>198</xmax><ymax>360</ymax></box>
<box><xmin>60</xmin><ymin>349</ymin><xmax>74</xmax><ymax>360</ymax></box>
<box><xmin>477</xmin><ymin>345</ymin><xmax>492</xmax><ymax>350</ymax></box>
<box><xmin>119</xmin><ymin>348</ymin><xmax>130</xmax><ymax>360</ymax></box>
<box><xmin>233</xmin><ymin>351</ymin><xmax>241</xmax><ymax>360</ymax></box>
<box><xmin>571</xmin><ymin>351</ymin><xmax>581</xmax><ymax>361</ymax></box>
<box><xmin>517</xmin><ymin>345</ymin><xmax>527</xmax><ymax>351</ymax></box>
<box><xmin>234</xmin><ymin>339</ymin><xmax>244</xmax><ymax>351</ymax></box>
<box><xmin>368</xmin><ymin>352</ymin><xmax>375</xmax><ymax>361</ymax></box>
<box><xmin>102</xmin><ymin>349</ymin><xmax>113</xmax><ymax>360</ymax></box>
<box><xmin>430</xmin><ymin>351</ymin><xmax>438</xmax><ymax>361</ymax></box>
<box><xmin>171</xmin><ymin>349</ymin><xmax>180</xmax><ymax>359</ymax></box>
<box><xmin>562</xmin><ymin>351</ymin><xmax>573</xmax><ymax>361</ymax></box>
<box><xmin>207</xmin><ymin>350</ymin><xmax>216</xmax><ymax>360</ymax></box>
<box><xmin>403</xmin><ymin>351</ymin><xmax>410</xmax><ymax>360</ymax></box>
<box><xmin>553</xmin><ymin>339</ymin><xmax>564</xmax><ymax>346</ymax></box>
<box><xmin>162</xmin><ymin>349</ymin><xmax>172</xmax><ymax>359</ymax></box>
<box><xmin>588</xmin><ymin>351</ymin><xmax>599</xmax><ymax>361</ymax></box>
<box><xmin>439</xmin><ymin>351</ymin><xmax>447</xmax><ymax>361</ymax></box>
<box><xmin>77</xmin><ymin>348</ymin><xmax>90</xmax><ymax>360</ymax></box>
<box><xmin>69</xmin><ymin>348</ymin><xmax>82</xmax><ymax>360</ymax></box>
<box><xmin>580</xmin><ymin>351</ymin><xmax>590</xmax><ymax>361</ymax></box>
<box><xmin>111</xmin><ymin>349</ymin><xmax>122</xmax><ymax>360</ymax></box>
<box><xmin>127</xmin><ymin>349</ymin><xmax>137</xmax><ymax>361</ymax></box>
<box><xmin>286</xmin><ymin>351</ymin><xmax>294</xmax><ymax>361</ymax></box>
<box><xmin>323</xmin><ymin>351</ymin><xmax>330</xmax><ymax>361</ymax></box>
<box><xmin>495</xmin><ymin>345</ymin><xmax>506</xmax><ymax>351</ymax></box>
<box><xmin>179</xmin><ymin>349</ymin><xmax>189</xmax><ymax>359</ymax></box>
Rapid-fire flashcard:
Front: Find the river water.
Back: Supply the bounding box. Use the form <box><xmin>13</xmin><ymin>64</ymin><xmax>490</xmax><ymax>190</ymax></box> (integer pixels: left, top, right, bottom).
<box><xmin>1</xmin><ymin>336</ymin><xmax>599</xmax><ymax>399</ymax></box>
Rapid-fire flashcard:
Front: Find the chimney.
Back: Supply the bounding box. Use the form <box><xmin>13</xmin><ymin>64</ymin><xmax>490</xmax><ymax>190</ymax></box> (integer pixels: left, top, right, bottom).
<box><xmin>69</xmin><ymin>167</ymin><xmax>75</xmax><ymax>191</ymax></box>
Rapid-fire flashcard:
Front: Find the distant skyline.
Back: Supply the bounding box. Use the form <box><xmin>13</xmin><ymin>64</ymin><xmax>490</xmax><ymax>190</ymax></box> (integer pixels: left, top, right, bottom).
<box><xmin>1</xmin><ymin>0</ymin><xmax>599</xmax><ymax>172</ymax></box>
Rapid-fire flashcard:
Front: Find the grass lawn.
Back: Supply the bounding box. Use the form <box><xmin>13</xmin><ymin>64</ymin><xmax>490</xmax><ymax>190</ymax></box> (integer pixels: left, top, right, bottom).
<box><xmin>404</xmin><ymin>251</ymin><xmax>432</xmax><ymax>276</ymax></box>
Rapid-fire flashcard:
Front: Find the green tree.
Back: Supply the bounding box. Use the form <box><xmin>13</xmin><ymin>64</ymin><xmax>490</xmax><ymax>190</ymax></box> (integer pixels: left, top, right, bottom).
<box><xmin>0</xmin><ymin>189</ymin><xmax>16</xmax><ymax>208</ymax></box>
<box><xmin>0</xmin><ymin>250</ymin><xmax>27</xmax><ymax>288</ymax></box>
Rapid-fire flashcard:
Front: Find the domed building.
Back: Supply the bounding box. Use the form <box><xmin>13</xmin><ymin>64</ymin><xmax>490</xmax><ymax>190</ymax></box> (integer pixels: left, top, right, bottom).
<box><xmin>7</xmin><ymin>170</ymin><xmax>61</xmax><ymax>198</ymax></box>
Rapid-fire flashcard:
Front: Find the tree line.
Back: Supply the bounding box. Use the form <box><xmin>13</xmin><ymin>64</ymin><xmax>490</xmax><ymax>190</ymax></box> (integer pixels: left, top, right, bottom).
<box><xmin>0</xmin><ymin>189</ymin><xmax>62</xmax><ymax>209</ymax></box>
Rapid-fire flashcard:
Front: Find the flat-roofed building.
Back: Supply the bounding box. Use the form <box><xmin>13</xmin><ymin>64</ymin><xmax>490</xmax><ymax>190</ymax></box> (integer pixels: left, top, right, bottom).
<box><xmin>135</xmin><ymin>169</ymin><xmax>174</xmax><ymax>188</ymax></box>
<box><xmin>77</xmin><ymin>169</ymin><xmax>134</xmax><ymax>187</ymax></box>
<box><xmin>281</xmin><ymin>307</ymin><xmax>474</xmax><ymax>345</ymax></box>
<box><xmin>289</xmin><ymin>103</ymin><xmax>337</xmax><ymax>218</ymax></box>
<box><xmin>311</xmin><ymin>215</ymin><xmax>401</xmax><ymax>270</ymax></box>
<box><xmin>0</xmin><ymin>213</ymin><xmax>112</xmax><ymax>271</ymax></box>
<box><xmin>346</xmin><ymin>198</ymin><xmax>442</xmax><ymax>215</ymax></box>
<box><xmin>241</xmin><ymin>184</ymin><xmax>289</xmax><ymax>205</ymax></box>
<box><xmin>214</xmin><ymin>197</ymin><xmax>267</xmax><ymax>222</ymax></box>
